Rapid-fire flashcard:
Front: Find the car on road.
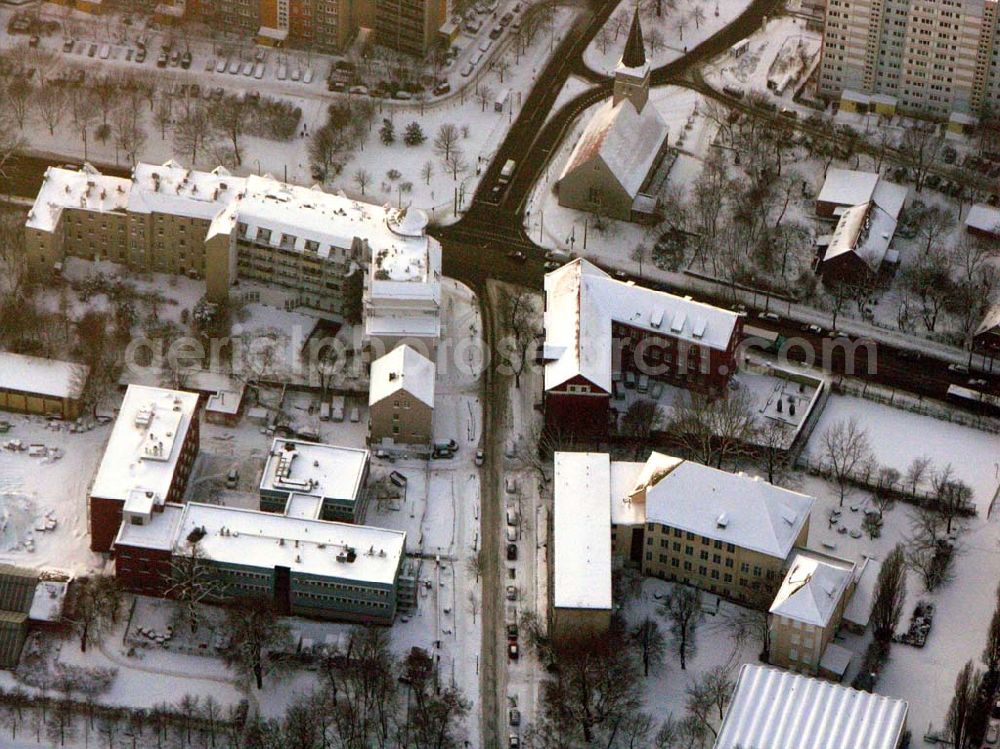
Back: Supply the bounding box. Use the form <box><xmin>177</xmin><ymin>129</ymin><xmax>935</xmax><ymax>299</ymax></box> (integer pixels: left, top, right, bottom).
<box><xmin>433</xmin><ymin>81</ymin><xmax>451</xmax><ymax>96</ymax></box>
<box><xmin>509</xmin><ymin>734</ymin><xmax>520</xmax><ymax>748</ymax></box>
<box><xmin>969</xmin><ymin>378</ymin><xmax>988</xmax><ymax>388</ymax></box>
<box><xmin>543</xmin><ymin>260</ymin><xmax>561</xmax><ymax>271</ymax></box>
<box><xmin>507</xmin><ymin>250</ymin><xmax>526</xmax><ymax>262</ymax></box>
<box><xmin>506</xmin><ymin>585</ymin><xmax>517</xmax><ymax>601</ymax></box>
<box><xmin>948</xmin><ymin>363</ymin><xmax>970</xmax><ymax>375</ymax></box>
<box><xmin>801</xmin><ymin>323</ymin><xmax>823</xmax><ymax>335</ymax></box>
<box><xmin>758</xmin><ymin>312</ymin><xmax>781</xmax><ymax>322</ymax></box>
<box><xmin>507</xmin><ymin>622</ymin><xmax>518</xmax><ymax>640</ymax></box>
<box><xmin>506</xmin><ymin>543</ymin><xmax>517</xmax><ymax>561</ymax></box>
<box><xmin>475</xmin><ymin>449</ymin><xmax>484</xmax><ymax>466</ymax></box>
<box><xmin>613</xmin><ymin>269</ymin><xmax>629</xmax><ymax>281</ymax></box>
<box><xmin>509</xmin><ymin>708</ymin><xmax>521</xmax><ymax>726</ymax></box>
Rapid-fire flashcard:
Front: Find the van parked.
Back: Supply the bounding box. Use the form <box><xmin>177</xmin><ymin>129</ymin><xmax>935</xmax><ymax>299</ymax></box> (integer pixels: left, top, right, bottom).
<box><xmin>330</xmin><ymin>396</ymin><xmax>345</xmax><ymax>422</ymax></box>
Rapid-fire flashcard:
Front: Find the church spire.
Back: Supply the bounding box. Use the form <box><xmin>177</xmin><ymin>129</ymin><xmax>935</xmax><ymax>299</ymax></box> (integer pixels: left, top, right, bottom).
<box><xmin>621</xmin><ymin>6</ymin><xmax>646</xmax><ymax>70</ymax></box>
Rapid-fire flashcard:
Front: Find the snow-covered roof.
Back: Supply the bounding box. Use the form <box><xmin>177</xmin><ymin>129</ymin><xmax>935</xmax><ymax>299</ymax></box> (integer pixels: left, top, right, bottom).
<box><xmin>967</xmin><ymin>203</ymin><xmax>1000</xmax><ymax>236</ymax></box>
<box><xmin>543</xmin><ymin>260</ymin><xmax>739</xmax><ymax>392</ymax></box>
<box><xmin>816</xmin><ymin>169</ymin><xmax>880</xmax><ymax>209</ymax></box>
<box><xmin>369</xmin><ymin>345</ymin><xmax>435</xmax><ymax>408</ymax></box>
<box><xmin>609</xmin><ymin>460</ymin><xmax>647</xmax><ymax>526</ymax></box>
<box><xmin>644</xmin><ymin>461</ymin><xmax>814</xmax><ymax>559</ymax></box>
<box><xmin>715</xmin><ymin>664</ymin><xmax>908</xmax><ymax>749</ymax></box>
<box><xmin>129</xmin><ymin>161</ymin><xmax>245</xmax><ymax>220</ymax></box>
<box><xmin>553</xmin><ymin>452</ymin><xmax>612</xmax><ymax>611</ymax></box>
<box><xmin>843</xmin><ymin>556</ymin><xmax>877</xmax><ymax>630</ymax></box>
<box><xmin>175</xmin><ymin>503</ymin><xmax>405</xmax><ymax>585</ymax></box>
<box><xmin>91</xmin><ymin>386</ymin><xmax>199</xmax><ymax>503</ymax></box>
<box><xmin>115</xmin><ymin>503</ymin><xmax>184</xmax><ymax>552</ymax></box>
<box><xmin>206</xmin><ymin>388</ymin><xmax>243</xmax><ymax>416</ymax></box>
<box><xmin>26</xmin><ymin>164</ymin><xmax>131</xmax><ymax>233</ymax></box>
<box><xmin>559</xmin><ymin>98</ymin><xmax>668</xmax><ymax>199</ymax></box>
<box><xmin>260</xmin><ymin>439</ymin><xmax>369</xmax><ymax>503</ymax></box>
<box><xmin>0</xmin><ymin>352</ymin><xmax>88</xmax><ymax>401</ymax></box>
<box><xmin>769</xmin><ymin>550</ymin><xmax>855</xmax><ymax>627</ymax></box>
<box><xmin>976</xmin><ymin>303</ymin><xmax>1000</xmax><ymax>337</ymax></box>
<box><xmin>822</xmin><ymin>180</ymin><xmax>907</xmax><ymax>271</ymax></box>
<box><xmin>28</xmin><ymin>578</ymin><xmax>69</xmax><ymax>623</ymax></box>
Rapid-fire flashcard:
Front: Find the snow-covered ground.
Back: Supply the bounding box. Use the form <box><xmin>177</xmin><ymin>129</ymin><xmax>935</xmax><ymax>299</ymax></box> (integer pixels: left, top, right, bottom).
<box><xmin>805</xmin><ymin>393</ymin><xmax>1000</xmax><ymax>515</ymax></box>
<box><xmin>703</xmin><ymin>16</ymin><xmax>821</xmax><ymax>98</ymax></box>
<box><xmin>524</xmin><ymin>84</ymin><xmax>717</xmax><ymax>254</ymax></box>
<box><xmin>584</xmin><ymin>0</ymin><xmax>752</xmax><ymax>74</ymax></box>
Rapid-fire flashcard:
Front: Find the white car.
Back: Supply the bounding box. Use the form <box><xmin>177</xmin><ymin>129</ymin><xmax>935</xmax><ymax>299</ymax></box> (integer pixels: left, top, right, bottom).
<box><xmin>227</xmin><ymin>59</ymin><xmax>240</xmax><ymax>74</ymax></box>
<box><xmin>461</xmin><ymin>62</ymin><xmax>474</xmax><ymax>77</ymax></box>
<box><xmin>253</xmin><ymin>62</ymin><xmax>265</xmax><ymax>79</ymax></box>
<box><xmin>215</xmin><ymin>58</ymin><xmax>227</xmax><ymax>73</ymax></box>
<box><xmin>303</xmin><ymin>68</ymin><xmax>314</xmax><ymax>84</ymax></box>
<box><xmin>291</xmin><ymin>68</ymin><xmax>301</xmax><ymax>81</ymax></box>
<box><xmin>241</xmin><ymin>61</ymin><xmax>254</xmax><ymax>76</ymax></box>
<box><xmin>277</xmin><ymin>64</ymin><xmax>288</xmax><ymax>80</ymax></box>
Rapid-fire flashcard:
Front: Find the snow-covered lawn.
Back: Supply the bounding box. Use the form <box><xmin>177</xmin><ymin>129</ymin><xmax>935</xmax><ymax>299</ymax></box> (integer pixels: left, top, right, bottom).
<box><xmin>805</xmin><ymin>394</ymin><xmax>1000</xmax><ymax>515</ymax></box>
<box><xmin>584</xmin><ymin>0</ymin><xmax>752</xmax><ymax>74</ymax></box>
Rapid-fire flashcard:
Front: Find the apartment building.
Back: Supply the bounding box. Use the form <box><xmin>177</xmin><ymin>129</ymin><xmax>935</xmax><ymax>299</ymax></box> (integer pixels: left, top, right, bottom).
<box><xmin>373</xmin><ymin>0</ymin><xmax>447</xmax><ymax>57</ymax></box>
<box><xmin>114</xmin><ymin>500</ymin><xmax>408</xmax><ymax>624</ymax></box>
<box><xmin>369</xmin><ymin>344</ymin><xmax>436</xmax><ymax>447</ymax></box>
<box><xmin>543</xmin><ymin>260</ymin><xmax>741</xmax><ymax>436</ymax></box>
<box><xmin>89</xmin><ymin>385</ymin><xmax>200</xmax><ymax>552</ymax></box>
<box><xmin>259</xmin><ymin>438</ymin><xmax>370</xmax><ymax>523</ymax></box>
<box><xmin>25</xmin><ymin>163</ymin><xmax>441</xmax><ymax>336</ymax></box>
<box><xmin>819</xmin><ymin>0</ymin><xmax>1000</xmax><ymax>118</ymax></box>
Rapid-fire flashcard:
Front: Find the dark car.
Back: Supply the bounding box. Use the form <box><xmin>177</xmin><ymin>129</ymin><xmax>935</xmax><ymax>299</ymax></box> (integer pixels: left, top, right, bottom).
<box><xmin>506</xmin><ymin>543</ymin><xmax>517</xmax><ymax>561</ymax></box>
<box><xmin>181</xmin><ymin>50</ymin><xmax>192</xmax><ymax>69</ymax></box>
<box><xmin>135</xmin><ymin>47</ymin><xmax>147</xmax><ymax>63</ymax></box>
<box><xmin>88</xmin><ymin>43</ymin><xmax>98</xmax><ymax>57</ymax></box>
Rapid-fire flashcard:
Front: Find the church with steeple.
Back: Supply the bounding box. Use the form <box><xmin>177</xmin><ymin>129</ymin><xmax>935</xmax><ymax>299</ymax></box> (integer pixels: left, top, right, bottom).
<box><xmin>556</xmin><ymin>8</ymin><xmax>671</xmax><ymax>223</ymax></box>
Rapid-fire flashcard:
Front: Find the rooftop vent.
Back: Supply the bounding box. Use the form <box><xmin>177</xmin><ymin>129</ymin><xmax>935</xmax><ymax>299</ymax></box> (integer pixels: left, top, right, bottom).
<box><xmin>716</xmin><ymin>512</ymin><xmax>729</xmax><ymax>528</ymax></box>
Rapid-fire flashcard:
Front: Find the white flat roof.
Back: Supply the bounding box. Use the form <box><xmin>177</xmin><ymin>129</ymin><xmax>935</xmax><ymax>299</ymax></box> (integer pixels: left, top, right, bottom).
<box><xmin>115</xmin><ymin>503</ymin><xmax>184</xmax><ymax>552</ymax></box>
<box><xmin>0</xmin><ymin>352</ymin><xmax>88</xmax><ymax>401</ymax></box>
<box><xmin>644</xmin><ymin>461</ymin><xmax>814</xmax><ymax>559</ymax></box>
<box><xmin>553</xmin><ymin>452</ymin><xmax>612</xmax><ymax>611</ymax></box>
<box><xmin>715</xmin><ymin>664</ymin><xmax>908</xmax><ymax>749</ymax></box>
<box><xmin>369</xmin><ymin>345</ymin><xmax>435</xmax><ymax>408</ymax></box>
<box><xmin>130</xmin><ymin>161</ymin><xmax>246</xmax><ymax>221</ymax></box>
<box><xmin>769</xmin><ymin>550</ymin><xmax>855</xmax><ymax>627</ymax></box>
<box><xmin>176</xmin><ymin>503</ymin><xmax>404</xmax><ymax>585</ymax></box>
<box><xmin>28</xmin><ymin>579</ymin><xmax>69</xmax><ymax>622</ymax></box>
<box><xmin>91</xmin><ymin>385</ymin><xmax>199</xmax><ymax>503</ymax></box>
<box><xmin>260</xmin><ymin>439</ymin><xmax>368</xmax><ymax>502</ymax></box>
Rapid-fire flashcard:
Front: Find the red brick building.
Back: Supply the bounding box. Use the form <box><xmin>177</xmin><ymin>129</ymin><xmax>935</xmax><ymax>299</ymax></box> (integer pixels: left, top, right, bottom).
<box><xmin>542</xmin><ymin>260</ymin><xmax>741</xmax><ymax>437</ymax></box>
<box><xmin>88</xmin><ymin>386</ymin><xmax>200</xmax><ymax>552</ymax></box>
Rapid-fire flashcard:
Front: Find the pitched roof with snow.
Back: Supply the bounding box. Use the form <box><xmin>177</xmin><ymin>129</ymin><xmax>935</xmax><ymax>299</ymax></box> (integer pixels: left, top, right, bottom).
<box><xmin>816</xmin><ymin>168</ymin><xmax>880</xmax><ymax>209</ymax></box>
<box><xmin>714</xmin><ymin>664</ymin><xmax>908</xmax><ymax>749</ymax></box>
<box><xmin>543</xmin><ymin>260</ymin><xmax>739</xmax><ymax>392</ymax></box>
<box><xmin>822</xmin><ymin>179</ymin><xmax>907</xmax><ymax>271</ymax></box>
<box><xmin>976</xmin><ymin>303</ymin><xmax>1000</xmax><ymax>337</ymax></box>
<box><xmin>26</xmin><ymin>164</ymin><xmax>131</xmax><ymax>233</ymax></box>
<box><xmin>0</xmin><ymin>352</ymin><xmax>88</xmax><ymax>401</ymax></box>
<box><xmin>553</xmin><ymin>452</ymin><xmax>612</xmax><ymax>611</ymax></box>
<box><xmin>559</xmin><ymin>98</ymin><xmax>668</xmax><ymax>199</ymax></box>
<box><xmin>644</xmin><ymin>460</ymin><xmax>814</xmax><ymax>559</ymax></box>
<box><xmin>369</xmin><ymin>345</ymin><xmax>436</xmax><ymax>408</ymax></box>
<box><xmin>90</xmin><ymin>385</ymin><xmax>199</xmax><ymax>503</ymax></box>
<box><xmin>769</xmin><ymin>550</ymin><xmax>855</xmax><ymax>627</ymax></box>
<box><xmin>967</xmin><ymin>203</ymin><xmax>1000</xmax><ymax>236</ymax></box>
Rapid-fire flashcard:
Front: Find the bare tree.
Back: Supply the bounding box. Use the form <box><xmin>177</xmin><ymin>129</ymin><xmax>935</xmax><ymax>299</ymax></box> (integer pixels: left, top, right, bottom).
<box><xmin>36</xmin><ymin>84</ymin><xmax>67</xmax><ymax>136</ymax></box>
<box><xmin>443</xmin><ymin>147</ymin><xmax>468</xmax><ymax>180</ymax></box>
<box><xmin>67</xmin><ymin>576</ymin><xmax>122</xmax><ymax>652</ymax></box>
<box><xmin>112</xmin><ymin>104</ymin><xmax>147</xmax><ymax>166</ymax></box>
<box><xmin>420</xmin><ymin>159</ymin><xmax>434</xmax><ymax>185</ymax></box>
<box><xmin>631</xmin><ymin>617</ymin><xmax>666</xmax><ymax>677</ymax></box>
<box><xmin>685</xmin><ymin>666</ymin><xmax>734</xmax><ymax>738</ymax></box>
<box><xmin>163</xmin><ymin>533</ymin><xmax>227</xmax><ymax>634</ymax></box>
<box><xmin>621</xmin><ymin>398</ymin><xmax>660</xmax><ymax>458</ymax></box>
<box><xmin>905</xmin><ymin>455</ymin><xmax>933</xmax><ymax>495</ymax></box>
<box><xmin>308</xmin><ymin>122</ymin><xmax>351</xmax><ymax>181</ymax></box>
<box><xmin>930</xmin><ymin>464</ymin><xmax>972</xmax><ymax>534</ymax></box>
<box><xmin>433</xmin><ymin>122</ymin><xmax>460</xmax><ymax>160</ymax></box>
<box><xmin>5</xmin><ymin>77</ymin><xmax>33</xmax><ymax>130</ymax></box>
<box><xmin>208</xmin><ymin>95</ymin><xmax>249</xmax><ymax>166</ymax></box>
<box><xmin>668</xmin><ymin>388</ymin><xmax>756</xmax><ymax>469</ymax></box>
<box><xmin>946</xmin><ymin>660</ymin><xmax>983</xmax><ymax>749</ymax></box>
<box><xmin>661</xmin><ymin>586</ymin><xmax>702</xmax><ymax>670</ymax></box>
<box><xmin>353</xmin><ymin>168</ymin><xmax>373</xmax><ymax>196</ymax></box>
<box><xmin>900</xmin><ymin>123</ymin><xmax>946</xmax><ymax>192</ymax></box>
<box><xmin>819</xmin><ymin>417</ymin><xmax>873</xmax><ymax>506</ymax></box>
<box><xmin>174</xmin><ymin>105</ymin><xmax>215</xmax><ymax>166</ymax></box>
<box><xmin>905</xmin><ymin>505</ymin><xmax>957</xmax><ymax>591</ymax></box>
<box><xmin>498</xmin><ymin>286</ymin><xmax>540</xmax><ymax>388</ymax></box>
<box><xmin>982</xmin><ymin>585</ymin><xmax>1000</xmax><ymax>674</ymax></box>
<box><xmin>870</xmin><ymin>543</ymin><xmax>907</xmax><ymax>642</ymax></box>
<box><xmin>220</xmin><ymin>597</ymin><xmax>291</xmax><ymax>689</ymax></box>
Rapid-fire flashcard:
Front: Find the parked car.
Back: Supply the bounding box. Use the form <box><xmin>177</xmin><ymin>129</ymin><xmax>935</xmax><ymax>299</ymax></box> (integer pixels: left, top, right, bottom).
<box><xmin>181</xmin><ymin>50</ymin><xmax>192</xmax><ymax>69</ymax></box>
<box><xmin>506</xmin><ymin>543</ymin><xmax>517</xmax><ymax>561</ymax></box>
<box><xmin>507</xmin><ymin>250</ymin><xmax>526</xmax><ymax>262</ymax></box>
<box><xmin>509</xmin><ymin>734</ymin><xmax>520</xmax><ymax>748</ymax></box>
<box><xmin>475</xmin><ymin>449</ymin><xmax>485</xmax><ymax>466</ymax></box>
<box><xmin>433</xmin><ymin>81</ymin><xmax>451</xmax><ymax>96</ymax></box>
<box><xmin>28</xmin><ymin>35</ymin><xmax>39</xmax><ymax>48</ymax></box>
<box><xmin>506</xmin><ymin>585</ymin><xmax>517</xmax><ymax>601</ymax></box>
<box><xmin>156</xmin><ymin>51</ymin><xmax>168</xmax><ymax>67</ymax></box>
<box><xmin>948</xmin><ymin>363</ymin><xmax>970</xmax><ymax>375</ymax></box>
<box><xmin>389</xmin><ymin>470</ymin><xmax>407</xmax><ymax>487</ymax></box>
<box><xmin>508</xmin><ymin>643</ymin><xmax>519</xmax><ymax>661</ymax></box>
<box><xmin>509</xmin><ymin>708</ymin><xmax>521</xmax><ymax>726</ymax></box>
<box><xmin>225</xmin><ymin>469</ymin><xmax>239</xmax><ymax>489</ymax></box>
<box><xmin>801</xmin><ymin>323</ymin><xmax>823</xmax><ymax>335</ymax></box>
<box><xmin>63</xmin><ymin>38</ymin><xmax>75</xmax><ymax>52</ymax></box>
<box><xmin>88</xmin><ymin>43</ymin><xmax>98</xmax><ymax>57</ymax></box>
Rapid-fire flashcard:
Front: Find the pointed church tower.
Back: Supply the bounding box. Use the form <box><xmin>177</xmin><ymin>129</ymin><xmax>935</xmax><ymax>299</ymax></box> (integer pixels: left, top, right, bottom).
<box><xmin>613</xmin><ymin>6</ymin><xmax>650</xmax><ymax>112</ymax></box>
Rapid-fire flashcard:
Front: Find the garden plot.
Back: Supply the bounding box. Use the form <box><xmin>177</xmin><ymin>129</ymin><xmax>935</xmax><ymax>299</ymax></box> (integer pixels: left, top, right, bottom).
<box><xmin>805</xmin><ymin>394</ymin><xmax>1000</xmax><ymax>515</ymax></box>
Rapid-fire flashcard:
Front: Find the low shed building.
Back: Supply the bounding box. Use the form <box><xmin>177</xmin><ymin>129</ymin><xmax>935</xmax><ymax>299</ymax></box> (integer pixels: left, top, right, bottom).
<box><xmin>0</xmin><ymin>352</ymin><xmax>89</xmax><ymax>420</ymax></box>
